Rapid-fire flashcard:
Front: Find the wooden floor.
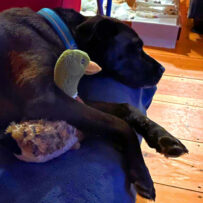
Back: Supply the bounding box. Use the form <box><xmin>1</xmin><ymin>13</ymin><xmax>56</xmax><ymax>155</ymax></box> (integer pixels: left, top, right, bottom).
<box><xmin>137</xmin><ymin>0</ymin><xmax>203</xmax><ymax>202</ymax></box>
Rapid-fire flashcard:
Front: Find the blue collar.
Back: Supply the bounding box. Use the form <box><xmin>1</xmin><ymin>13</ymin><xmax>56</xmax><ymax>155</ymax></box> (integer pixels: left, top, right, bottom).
<box><xmin>37</xmin><ymin>8</ymin><xmax>78</xmax><ymax>49</ymax></box>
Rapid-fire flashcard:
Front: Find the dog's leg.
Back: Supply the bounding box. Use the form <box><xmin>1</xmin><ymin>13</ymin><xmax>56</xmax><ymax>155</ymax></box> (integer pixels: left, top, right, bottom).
<box><xmin>23</xmin><ymin>91</ymin><xmax>155</xmax><ymax>200</ymax></box>
<box><xmin>0</xmin><ymin>96</ymin><xmax>21</xmax><ymax>129</ymax></box>
<box><xmin>85</xmin><ymin>101</ymin><xmax>188</xmax><ymax>158</ymax></box>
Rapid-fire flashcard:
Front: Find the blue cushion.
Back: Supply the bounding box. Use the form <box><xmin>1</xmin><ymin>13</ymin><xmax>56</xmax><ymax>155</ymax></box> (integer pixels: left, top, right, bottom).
<box><xmin>0</xmin><ymin>75</ymin><xmax>157</xmax><ymax>203</ymax></box>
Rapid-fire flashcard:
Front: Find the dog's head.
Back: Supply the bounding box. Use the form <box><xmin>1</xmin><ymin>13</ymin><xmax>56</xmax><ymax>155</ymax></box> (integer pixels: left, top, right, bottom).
<box><xmin>75</xmin><ymin>15</ymin><xmax>164</xmax><ymax>88</ymax></box>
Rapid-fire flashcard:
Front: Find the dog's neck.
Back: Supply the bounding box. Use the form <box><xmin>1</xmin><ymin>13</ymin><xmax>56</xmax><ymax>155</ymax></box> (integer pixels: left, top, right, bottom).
<box><xmin>51</xmin><ymin>9</ymin><xmax>106</xmax><ymax>72</ymax></box>
<box><xmin>53</xmin><ymin>8</ymin><xmax>87</xmax><ymax>33</ymax></box>
<box><xmin>52</xmin><ymin>9</ymin><xmax>92</xmax><ymax>50</ymax></box>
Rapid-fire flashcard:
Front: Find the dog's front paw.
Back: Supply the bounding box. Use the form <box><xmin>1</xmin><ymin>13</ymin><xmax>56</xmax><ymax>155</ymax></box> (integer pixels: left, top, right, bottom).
<box><xmin>158</xmin><ymin>133</ymin><xmax>188</xmax><ymax>157</ymax></box>
<box><xmin>147</xmin><ymin>127</ymin><xmax>188</xmax><ymax>157</ymax></box>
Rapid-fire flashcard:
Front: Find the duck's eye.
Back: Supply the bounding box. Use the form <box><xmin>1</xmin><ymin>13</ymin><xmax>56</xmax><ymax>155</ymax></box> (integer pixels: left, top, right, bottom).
<box><xmin>81</xmin><ymin>58</ymin><xmax>86</xmax><ymax>65</ymax></box>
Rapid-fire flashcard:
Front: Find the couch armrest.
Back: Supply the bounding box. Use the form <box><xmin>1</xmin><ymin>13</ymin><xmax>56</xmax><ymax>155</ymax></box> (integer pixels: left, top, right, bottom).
<box><xmin>0</xmin><ymin>0</ymin><xmax>81</xmax><ymax>12</ymax></box>
<box><xmin>62</xmin><ymin>0</ymin><xmax>81</xmax><ymax>11</ymax></box>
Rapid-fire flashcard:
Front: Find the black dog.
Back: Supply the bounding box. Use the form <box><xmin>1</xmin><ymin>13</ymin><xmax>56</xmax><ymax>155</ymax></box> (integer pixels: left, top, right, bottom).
<box><xmin>0</xmin><ymin>8</ymin><xmax>188</xmax><ymax>200</ymax></box>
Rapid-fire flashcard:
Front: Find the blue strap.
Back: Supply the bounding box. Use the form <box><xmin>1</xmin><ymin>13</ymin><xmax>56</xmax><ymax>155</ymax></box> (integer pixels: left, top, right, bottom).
<box><xmin>106</xmin><ymin>0</ymin><xmax>112</xmax><ymax>16</ymax></box>
<box><xmin>37</xmin><ymin>8</ymin><xmax>78</xmax><ymax>49</ymax></box>
<box><xmin>97</xmin><ymin>0</ymin><xmax>112</xmax><ymax>16</ymax></box>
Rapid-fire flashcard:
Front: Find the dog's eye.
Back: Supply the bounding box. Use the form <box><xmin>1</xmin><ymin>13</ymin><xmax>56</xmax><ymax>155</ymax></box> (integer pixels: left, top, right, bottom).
<box><xmin>81</xmin><ymin>58</ymin><xmax>86</xmax><ymax>65</ymax></box>
<box><xmin>138</xmin><ymin>41</ymin><xmax>143</xmax><ymax>48</ymax></box>
<box><xmin>137</xmin><ymin>46</ymin><xmax>142</xmax><ymax>52</ymax></box>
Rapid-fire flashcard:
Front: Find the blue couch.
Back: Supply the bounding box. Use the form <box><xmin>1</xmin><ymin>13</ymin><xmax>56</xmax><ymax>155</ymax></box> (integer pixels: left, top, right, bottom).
<box><xmin>0</xmin><ymin>75</ymin><xmax>157</xmax><ymax>203</ymax></box>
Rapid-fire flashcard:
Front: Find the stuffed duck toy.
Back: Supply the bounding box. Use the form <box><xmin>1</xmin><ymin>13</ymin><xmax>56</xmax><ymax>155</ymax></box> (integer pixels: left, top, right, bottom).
<box><xmin>54</xmin><ymin>49</ymin><xmax>101</xmax><ymax>99</ymax></box>
<box><xmin>4</xmin><ymin>50</ymin><xmax>102</xmax><ymax>163</ymax></box>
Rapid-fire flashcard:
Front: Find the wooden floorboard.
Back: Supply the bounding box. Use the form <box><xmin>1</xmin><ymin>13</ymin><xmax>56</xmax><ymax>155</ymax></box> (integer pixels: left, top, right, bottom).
<box><xmin>141</xmin><ymin>140</ymin><xmax>203</xmax><ymax>192</ymax></box>
<box><xmin>144</xmin><ymin>37</ymin><xmax>203</xmax><ymax>58</ymax></box>
<box><xmin>154</xmin><ymin>184</ymin><xmax>203</xmax><ymax>203</ymax></box>
<box><xmin>143</xmin><ymin>53</ymin><xmax>203</xmax><ymax>80</ymax></box>
<box><xmin>137</xmin><ymin>184</ymin><xmax>203</xmax><ymax>203</ymax></box>
<box><xmin>156</xmin><ymin>75</ymin><xmax>203</xmax><ymax>100</ymax></box>
<box><xmin>153</xmin><ymin>94</ymin><xmax>203</xmax><ymax>108</ymax></box>
<box><xmin>148</xmin><ymin>101</ymin><xmax>203</xmax><ymax>142</ymax></box>
<box><xmin>137</xmin><ymin>0</ymin><xmax>203</xmax><ymax>202</ymax></box>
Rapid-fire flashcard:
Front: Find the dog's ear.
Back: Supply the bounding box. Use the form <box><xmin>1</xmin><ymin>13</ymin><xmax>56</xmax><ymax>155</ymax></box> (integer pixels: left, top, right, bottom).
<box><xmin>75</xmin><ymin>16</ymin><xmax>118</xmax><ymax>43</ymax></box>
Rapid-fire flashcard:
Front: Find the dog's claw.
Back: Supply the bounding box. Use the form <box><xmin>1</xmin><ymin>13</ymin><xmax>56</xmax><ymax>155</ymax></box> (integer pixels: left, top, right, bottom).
<box><xmin>147</xmin><ymin>127</ymin><xmax>189</xmax><ymax>158</ymax></box>
<box><xmin>134</xmin><ymin>182</ymin><xmax>156</xmax><ymax>200</ymax></box>
<box><xmin>130</xmin><ymin>169</ymin><xmax>156</xmax><ymax>200</ymax></box>
<box><xmin>158</xmin><ymin>135</ymin><xmax>188</xmax><ymax>157</ymax></box>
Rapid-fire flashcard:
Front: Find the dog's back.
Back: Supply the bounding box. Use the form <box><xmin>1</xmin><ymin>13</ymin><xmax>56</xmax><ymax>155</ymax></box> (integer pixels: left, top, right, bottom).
<box><xmin>0</xmin><ymin>8</ymin><xmax>62</xmax><ymax>127</ymax></box>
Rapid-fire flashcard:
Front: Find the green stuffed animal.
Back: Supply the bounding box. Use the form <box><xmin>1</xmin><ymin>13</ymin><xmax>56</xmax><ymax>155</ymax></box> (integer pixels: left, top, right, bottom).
<box><xmin>5</xmin><ymin>50</ymin><xmax>102</xmax><ymax>163</ymax></box>
<box><xmin>54</xmin><ymin>49</ymin><xmax>101</xmax><ymax>98</ymax></box>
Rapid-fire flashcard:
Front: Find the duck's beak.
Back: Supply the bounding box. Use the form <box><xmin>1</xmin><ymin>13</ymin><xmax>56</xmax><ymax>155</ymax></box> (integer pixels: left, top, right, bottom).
<box><xmin>85</xmin><ymin>61</ymin><xmax>102</xmax><ymax>75</ymax></box>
